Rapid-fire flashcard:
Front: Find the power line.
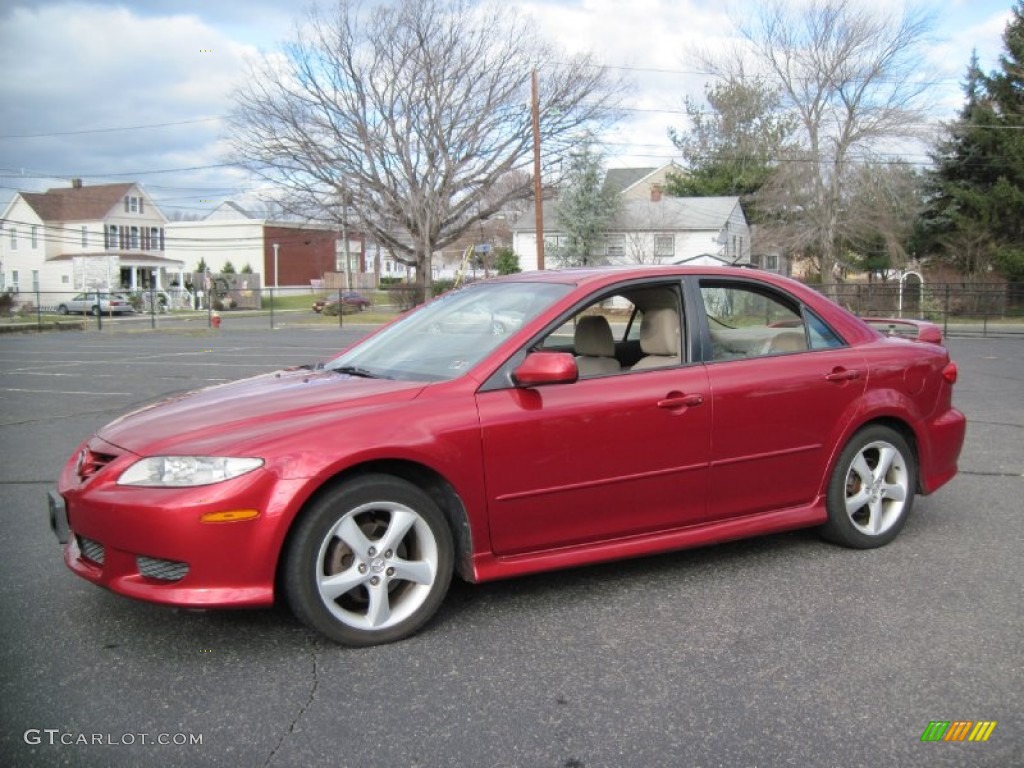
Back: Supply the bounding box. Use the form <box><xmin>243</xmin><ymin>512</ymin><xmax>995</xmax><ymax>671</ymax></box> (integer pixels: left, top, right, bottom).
<box><xmin>0</xmin><ymin>117</ymin><xmax>226</xmax><ymax>140</ymax></box>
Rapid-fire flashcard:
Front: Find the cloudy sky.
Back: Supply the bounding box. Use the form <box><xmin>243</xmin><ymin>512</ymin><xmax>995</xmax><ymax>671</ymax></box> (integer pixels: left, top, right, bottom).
<box><xmin>0</xmin><ymin>0</ymin><xmax>1013</xmax><ymax>219</ymax></box>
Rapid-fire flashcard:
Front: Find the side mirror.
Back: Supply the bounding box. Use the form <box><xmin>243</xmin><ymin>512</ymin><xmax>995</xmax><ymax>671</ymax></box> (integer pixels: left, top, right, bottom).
<box><xmin>512</xmin><ymin>352</ymin><xmax>578</xmax><ymax>387</ymax></box>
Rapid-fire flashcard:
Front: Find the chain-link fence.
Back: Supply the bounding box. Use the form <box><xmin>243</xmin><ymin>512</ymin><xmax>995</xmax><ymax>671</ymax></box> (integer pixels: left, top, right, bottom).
<box><xmin>0</xmin><ymin>287</ymin><xmax>392</xmax><ymax>333</ymax></box>
<box><xmin>811</xmin><ymin>281</ymin><xmax>1024</xmax><ymax>337</ymax></box>
<box><xmin>3</xmin><ymin>281</ymin><xmax>1023</xmax><ymax>337</ymax></box>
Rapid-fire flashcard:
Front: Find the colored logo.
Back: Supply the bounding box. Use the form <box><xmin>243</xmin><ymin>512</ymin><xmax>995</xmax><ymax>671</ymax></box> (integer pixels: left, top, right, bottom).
<box><xmin>921</xmin><ymin>721</ymin><xmax>997</xmax><ymax>742</ymax></box>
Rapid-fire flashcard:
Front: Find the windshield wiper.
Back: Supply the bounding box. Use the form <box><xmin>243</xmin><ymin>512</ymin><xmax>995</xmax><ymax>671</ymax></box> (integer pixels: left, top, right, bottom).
<box><xmin>329</xmin><ymin>365</ymin><xmax>389</xmax><ymax>379</ymax></box>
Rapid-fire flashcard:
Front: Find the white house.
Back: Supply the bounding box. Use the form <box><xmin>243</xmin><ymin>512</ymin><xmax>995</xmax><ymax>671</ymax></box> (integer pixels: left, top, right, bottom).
<box><xmin>0</xmin><ymin>180</ymin><xmax>182</xmax><ymax>305</ymax></box>
<box><xmin>512</xmin><ymin>169</ymin><xmax>751</xmax><ymax>272</ymax></box>
<box><xmin>166</xmin><ymin>201</ymin><xmax>366</xmax><ymax>290</ymax></box>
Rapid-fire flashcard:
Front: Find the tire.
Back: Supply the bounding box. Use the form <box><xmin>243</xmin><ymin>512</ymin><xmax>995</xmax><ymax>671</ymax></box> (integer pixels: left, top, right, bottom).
<box><xmin>90</xmin><ymin>306</ymin><xmax>100</xmax><ymax>316</ymax></box>
<box><xmin>283</xmin><ymin>474</ymin><xmax>454</xmax><ymax>646</ymax></box>
<box><xmin>57</xmin><ymin>305</ymin><xmax>69</xmax><ymax>315</ymax></box>
<box><xmin>820</xmin><ymin>425</ymin><xmax>916</xmax><ymax>549</ymax></box>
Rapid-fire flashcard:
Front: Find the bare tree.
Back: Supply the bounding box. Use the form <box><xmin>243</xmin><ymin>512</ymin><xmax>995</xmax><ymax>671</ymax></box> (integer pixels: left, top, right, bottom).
<box><xmin>699</xmin><ymin>0</ymin><xmax>935</xmax><ymax>289</ymax></box>
<box><xmin>227</xmin><ymin>0</ymin><xmax>622</xmax><ymax>296</ymax></box>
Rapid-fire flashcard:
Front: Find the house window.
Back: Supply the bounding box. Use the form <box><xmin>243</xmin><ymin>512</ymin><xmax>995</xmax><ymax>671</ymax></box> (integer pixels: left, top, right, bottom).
<box><xmin>544</xmin><ymin>234</ymin><xmax>571</xmax><ymax>250</ymax></box>
<box><xmin>106</xmin><ymin>225</ymin><xmax>118</xmax><ymax>249</ymax></box>
<box><xmin>62</xmin><ymin>274</ymin><xmax>70</xmax><ymax>284</ymax></box>
<box><xmin>764</xmin><ymin>254</ymin><xmax>779</xmax><ymax>271</ymax></box>
<box><xmin>607</xmin><ymin>234</ymin><xmax>625</xmax><ymax>258</ymax></box>
<box><xmin>81</xmin><ymin>226</ymin><xmax>88</xmax><ymax>248</ymax></box>
<box><xmin>32</xmin><ymin>270</ymin><xmax>39</xmax><ymax>292</ymax></box>
<box><xmin>654</xmin><ymin>234</ymin><xmax>674</xmax><ymax>258</ymax></box>
<box><xmin>31</xmin><ymin>225</ymin><xmax>38</xmax><ymax>248</ymax></box>
<box><xmin>11</xmin><ymin>270</ymin><xmax>19</xmax><ymax>291</ymax></box>
<box><xmin>150</xmin><ymin>227</ymin><xmax>161</xmax><ymax>251</ymax></box>
<box><xmin>126</xmin><ymin>195</ymin><xmax>142</xmax><ymax>213</ymax></box>
<box><xmin>130</xmin><ymin>226</ymin><xmax>140</xmax><ymax>250</ymax></box>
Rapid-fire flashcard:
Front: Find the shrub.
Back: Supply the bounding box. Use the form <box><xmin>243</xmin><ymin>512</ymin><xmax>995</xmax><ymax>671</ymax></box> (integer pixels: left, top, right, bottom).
<box><xmin>388</xmin><ymin>283</ymin><xmax>425</xmax><ymax>311</ymax></box>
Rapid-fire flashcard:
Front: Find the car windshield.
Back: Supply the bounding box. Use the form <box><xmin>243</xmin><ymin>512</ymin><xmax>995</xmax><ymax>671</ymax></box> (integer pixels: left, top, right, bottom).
<box><xmin>325</xmin><ymin>281</ymin><xmax>571</xmax><ymax>381</ymax></box>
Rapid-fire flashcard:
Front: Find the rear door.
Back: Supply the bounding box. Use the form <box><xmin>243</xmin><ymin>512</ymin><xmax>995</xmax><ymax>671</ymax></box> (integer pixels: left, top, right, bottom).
<box><xmin>697</xmin><ymin>278</ymin><xmax>866</xmax><ymax>520</ymax></box>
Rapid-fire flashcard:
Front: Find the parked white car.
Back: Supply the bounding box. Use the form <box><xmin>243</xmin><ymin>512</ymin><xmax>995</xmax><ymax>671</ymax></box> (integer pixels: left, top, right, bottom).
<box><xmin>56</xmin><ymin>293</ymin><xmax>135</xmax><ymax>316</ymax></box>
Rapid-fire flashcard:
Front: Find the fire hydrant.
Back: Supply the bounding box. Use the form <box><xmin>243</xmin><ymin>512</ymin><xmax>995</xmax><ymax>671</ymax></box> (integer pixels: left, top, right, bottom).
<box><xmin>211</xmin><ymin>312</ymin><xmax>222</xmax><ymax>329</ymax></box>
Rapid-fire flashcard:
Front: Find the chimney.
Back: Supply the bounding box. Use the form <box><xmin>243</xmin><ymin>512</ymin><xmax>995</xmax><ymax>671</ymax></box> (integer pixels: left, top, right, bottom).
<box><xmin>71</xmin><ymin>178</ymin><xmax>83</xmax><ymax>189</ymax></box>
<box><xmin>651</xmin><ymin>184</ymin><xmax>663</xmax><ymax>202</ymax></box>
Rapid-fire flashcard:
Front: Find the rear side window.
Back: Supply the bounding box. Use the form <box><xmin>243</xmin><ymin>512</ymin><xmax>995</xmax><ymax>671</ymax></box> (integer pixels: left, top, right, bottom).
<box><xmin>700</xmin><ymin>281</ymin><xmax>842</xmax><ymax>360</ymax></box>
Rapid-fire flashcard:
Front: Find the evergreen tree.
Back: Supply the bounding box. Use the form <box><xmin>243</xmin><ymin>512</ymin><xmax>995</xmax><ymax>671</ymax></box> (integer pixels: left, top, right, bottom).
<box><xmin>552</xmin><ymin>140</ymin><xmax>620</xmax><ymax>267</ymax></box>
<box><xmin>666</xmin><ymin>77</ymin><xmax>795</xmax><ymax>216</ymax></box>
<box><xmin>924</xmin><ymin>4</ymin><xmax>1024</xmax><ymax>280</ymax></box>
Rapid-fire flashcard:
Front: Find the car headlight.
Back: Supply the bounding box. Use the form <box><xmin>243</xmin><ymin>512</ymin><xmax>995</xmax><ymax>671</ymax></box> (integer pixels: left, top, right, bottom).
<box><xmin>117</xmin><ymin>456</ymin><xmax>264</xmax><ymax>487</ymax></box>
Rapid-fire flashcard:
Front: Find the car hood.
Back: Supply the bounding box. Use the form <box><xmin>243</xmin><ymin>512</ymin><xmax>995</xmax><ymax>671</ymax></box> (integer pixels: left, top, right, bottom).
<box><xmin>97</xmin><ymin>369</ymin><xmax>427</xmax><ymax>456</ymax></box>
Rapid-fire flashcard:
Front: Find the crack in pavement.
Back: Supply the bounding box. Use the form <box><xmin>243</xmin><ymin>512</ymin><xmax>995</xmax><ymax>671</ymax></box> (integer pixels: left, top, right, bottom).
<box><xmin>263</xmin><ymin>635</ymin><xmax>321</xmax><ymax>767</ymax></box>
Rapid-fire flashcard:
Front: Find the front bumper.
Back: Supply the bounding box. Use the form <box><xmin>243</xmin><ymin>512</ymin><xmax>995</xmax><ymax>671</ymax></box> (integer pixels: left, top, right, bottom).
<box><xmin>50</xmin><ymin>447</ymin><xmax>310</xmax><ymax>609</ymax></box>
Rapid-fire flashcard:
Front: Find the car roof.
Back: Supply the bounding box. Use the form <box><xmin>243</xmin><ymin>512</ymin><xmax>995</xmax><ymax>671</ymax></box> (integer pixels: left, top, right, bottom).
<box><xmin>489</xmin><ymin>265</ymin><xmax>795</xmax><ymax>291</ymax></box>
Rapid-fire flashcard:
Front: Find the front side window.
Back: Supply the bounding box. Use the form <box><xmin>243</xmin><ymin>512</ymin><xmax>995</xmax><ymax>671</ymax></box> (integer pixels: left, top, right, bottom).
<box><xmin>538</xmin><ymin>284</ymin><xmax>685</xmax><ymax>375</ymax></box>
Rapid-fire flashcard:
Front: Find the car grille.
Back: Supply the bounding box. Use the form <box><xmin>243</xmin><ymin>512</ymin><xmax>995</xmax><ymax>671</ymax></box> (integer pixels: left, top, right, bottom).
<box><xmin>77</xmin><ymin>535</ymin><xmax>106</xmax><ymax>565</ymax></box>
<box><xmin>136</xmin><ymin>556</ymin><xmax>189</xmax><ymax>582</ymax></box>
<box><xmin>76</xmin><ymin>448</ymin><xmax>117</xmax><ymax>481</ymax></box>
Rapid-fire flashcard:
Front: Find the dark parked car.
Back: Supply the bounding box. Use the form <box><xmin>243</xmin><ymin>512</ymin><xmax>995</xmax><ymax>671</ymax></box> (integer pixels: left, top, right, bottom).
<box><xmin>50</xmin><ymin>267</ymin><xmax>965</xmax><ymax>647</ymax></box>
<box><xmin>312</xmin><ymin>292</ymin><xmax>371</xmax><ymax>313</ymax></box>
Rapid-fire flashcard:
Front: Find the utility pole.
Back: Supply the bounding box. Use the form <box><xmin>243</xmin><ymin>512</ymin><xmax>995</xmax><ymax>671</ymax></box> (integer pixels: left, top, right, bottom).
<box><xmin>341</xmin><ymin>189</ymin><xmax>352</xmax><ymax>290</ymax></box>
<box><xmin>532</xmin><ymin>69</ymin><xmax>545</xmax><ymax>270</ymax></box>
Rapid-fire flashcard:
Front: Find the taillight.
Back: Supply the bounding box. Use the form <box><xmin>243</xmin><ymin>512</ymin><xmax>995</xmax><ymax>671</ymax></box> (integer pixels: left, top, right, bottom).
<box><xmin>942</xmin><ymin>362</ymin><xmax>958</xmax><ymax>384</ymax></box>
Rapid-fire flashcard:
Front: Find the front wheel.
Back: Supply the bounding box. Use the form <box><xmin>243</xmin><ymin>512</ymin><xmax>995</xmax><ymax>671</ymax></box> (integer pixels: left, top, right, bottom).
<box><xmin>57</xmin><ymin>305</ymin><xmax>69</xmax><ymax>315</ymax></box>
<box><xmin>283</xmin><ymin>474</ymin><xmax>454</xmax><ymax>646</ymax></box>
<box><xmin>820</xmin><ymin>425</ymin><xmax>916</xmax><ymax>549</ymax></box>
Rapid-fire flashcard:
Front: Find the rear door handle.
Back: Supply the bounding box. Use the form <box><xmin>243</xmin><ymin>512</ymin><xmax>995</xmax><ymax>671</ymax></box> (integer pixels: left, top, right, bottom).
<box><xmin>657</xmin><ymin>393</ymin><xmax>704</xmax><ymax>409</ymax></box>
<box><xmin>825</xmin><ymin>368</ymin><xmax>861</xmax><ymax>382</ymax></box>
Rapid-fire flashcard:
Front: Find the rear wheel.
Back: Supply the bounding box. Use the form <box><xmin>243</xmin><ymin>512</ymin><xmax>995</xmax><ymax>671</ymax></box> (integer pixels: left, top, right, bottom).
<box><xmin>90</xmin><ymin>305</ymin><xmax>100</xmax><ymax>316</ymax></box>
<box><xmin>283</xmin><ymin>474</ymin><xmax>454</xmax><ymax>646</ymax></box>
<box><xmin>820</xmin><ymin>425</ymin><xmax>916</xmax><ymax>549</ymax></box>
<box><xmin>57</xmin><ymin>305</ymin><xmax>69</xmax><ymax>315</ymax></box>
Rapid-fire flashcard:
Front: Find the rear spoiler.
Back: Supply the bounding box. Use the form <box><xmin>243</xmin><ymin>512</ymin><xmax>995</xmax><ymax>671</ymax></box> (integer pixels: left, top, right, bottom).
<box><xmin>861</xmin><ymin>317</ymin><xmax>944</xmax><ymax>345</ymax></box>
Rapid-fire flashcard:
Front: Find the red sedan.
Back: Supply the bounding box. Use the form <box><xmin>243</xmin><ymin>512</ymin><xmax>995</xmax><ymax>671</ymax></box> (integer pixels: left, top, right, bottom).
<box><xmin>49</xmin><ymin>267</ymin><xmax>965</xmax><ymax>646</ymax></box>
<box><xmin>312</xmin><ymin>291</ymin><xmax>371</xmax><ymax>313</ymax></box>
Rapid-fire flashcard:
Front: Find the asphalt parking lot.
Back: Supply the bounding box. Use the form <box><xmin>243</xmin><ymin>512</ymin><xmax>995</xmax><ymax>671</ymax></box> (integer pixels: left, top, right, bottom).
<box><xmin>0</xmin><ymin>327</ymin><xmax>1020</xmax><ymax>768</ymax></box>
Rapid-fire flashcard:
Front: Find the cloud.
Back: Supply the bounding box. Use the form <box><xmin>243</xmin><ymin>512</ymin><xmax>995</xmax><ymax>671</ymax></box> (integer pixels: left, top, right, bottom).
<box><xmin>0</xmin><ymin>0</ymin><xmax>1016</xmax><ymax>210</ymax></box>
<box><xmin>0</xmin><ymin>3</ymin><xmax>255</xmax><ymax>209</ymax></box>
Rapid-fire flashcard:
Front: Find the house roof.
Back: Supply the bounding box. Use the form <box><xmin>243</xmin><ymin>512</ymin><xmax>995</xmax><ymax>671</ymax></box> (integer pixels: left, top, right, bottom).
<box><xmin>513</xmin><ymin>196</ymin><xmax>743</xmax><ymax>233</ymax></box>
<box><xmin>603</xmin><ymin>168</ymin><xmax>657</xmax><ymax>195</ymax></box>
<box><xmin>19</xmin><ymin>183</ymin><xmax>137</xmax><ymax>222</ymax></box>
<box><xmin>204</xmin><ymin>201</ymin><xmax>257</xmax><ymax>221</ymax></box>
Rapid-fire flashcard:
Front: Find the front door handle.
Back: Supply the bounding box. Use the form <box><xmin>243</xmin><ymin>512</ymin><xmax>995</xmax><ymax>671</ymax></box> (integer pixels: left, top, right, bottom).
<box><xmin>825</xmin><ymin>368</ymin><xmax>861</xmax><ymax>382</ymax></box>
<box><xmin>657</xmin><ymin>393</ymin><xmax>704</xmax><ymax>409</ymax></box>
